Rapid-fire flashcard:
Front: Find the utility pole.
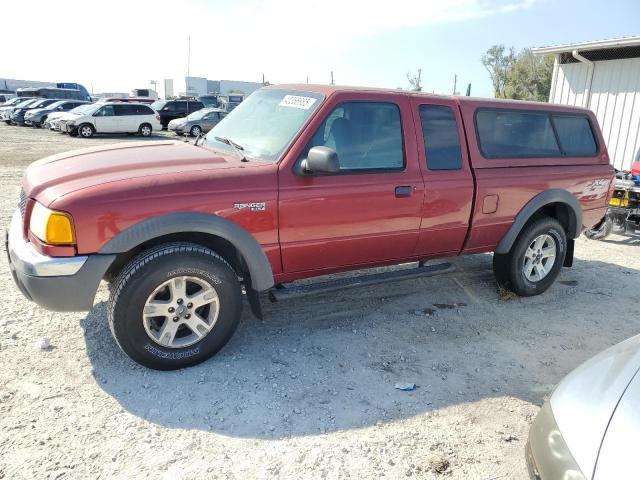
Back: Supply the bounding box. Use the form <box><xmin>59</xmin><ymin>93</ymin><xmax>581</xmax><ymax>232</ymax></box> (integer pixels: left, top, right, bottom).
<box><xmin>452</xmin><ymin>74</ymin><xmax>457</xmax><ymax>95</ymax></box>
<box><xmin>186</xmin><ymin>35</ymin><xmax>191</xmax><ymax>114</ymax></box>
<box><xmin>262</xmin><ymin>73</ymin><xmax>265</xmax><ymax>85</ymax></box>
<box><xmin>330</xmin><ymin>71</ymin><xmax>334</xmax><ymax>85</ymax></box>
<box><xmin>306</xmin><ymin>76</ymin><xmax>309</xmax><ymax>84</ymax></box>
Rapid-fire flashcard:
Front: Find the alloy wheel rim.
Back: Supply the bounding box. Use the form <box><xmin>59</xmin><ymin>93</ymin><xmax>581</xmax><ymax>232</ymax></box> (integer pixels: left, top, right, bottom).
<box><xmin>523</xmin><ymin>234</ymin><xmax>556</xmax><ymax>282</ymax></box>
<box><xmin>142</xmin><ymin>276</ymin><xmax>220</xmax><ymax>348</ymax></box>
<box><xmin>142</xmin><ymin>126</ymin><xmax>151</xmax><ymax>136</ymax></box>
<box><xmin>81</xmin><ymin>126</ymin><xmax>92</xmax><ymax>137</ymax></box>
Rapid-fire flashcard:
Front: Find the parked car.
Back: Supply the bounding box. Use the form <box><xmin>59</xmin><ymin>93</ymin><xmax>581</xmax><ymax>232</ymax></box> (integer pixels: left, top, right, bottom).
<box><xmin>7</xmin><ymin>85</ymin><xmax>613</xmax><ymax>370</ymax></box>
<box><xmin>527</xmin><ymin>334</ymin><xmax>640</xmax><ymax>479</ymax></box>
<box><xmin>44</xmin><ymin>103</ymin><xmax>95</xmax><ymax>131</ymax></box>
<box><xmin>0</xmin><ymin>97</ymin><xmax>29</xmax><ymax>108</ymax></box>
<box><xmin>0</xmin><ymin>98</ymin><xmax>38</xmax><ymax>124</ymax></box>
<box><xmin>10</xmin><ymin>98</ymin><xmax>59</xmax><ymax>126</ymax></box>
<box><xmin>24</xmin><ymin>100</ymin><xmax>89</xmax><ymax>127</ymax></box>
<box><xmin>60</xmin><ymin>102</ymin><xmax>162</xmax><ymax>137</ymax></box>
<box><xmin>151</xmin><ymin>99</ymin><xmax>205</xmax><ymax>128</ymax></box>
<box><xmin>0</xmin><ymin>93</ymin><xmax>17</xmax><ymax>103</ymax></box>
<box><xmin>167</xmin><ymin>107</ymin><xmax>227</xmax><ymax>136</ymax></box>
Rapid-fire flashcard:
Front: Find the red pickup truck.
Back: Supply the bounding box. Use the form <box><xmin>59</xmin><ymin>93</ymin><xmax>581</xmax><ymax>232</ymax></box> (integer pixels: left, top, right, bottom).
<box><xmin>7</xmin><ymin>85</ymin><xmax>614</xmax><ymax>369</ymax></box>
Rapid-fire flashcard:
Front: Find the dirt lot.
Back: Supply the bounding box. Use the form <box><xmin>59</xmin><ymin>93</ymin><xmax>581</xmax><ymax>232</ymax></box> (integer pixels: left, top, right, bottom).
<box><xmin>1</xmin><ymin>124</ymin><xmax>639</xmax><ymax>480</ymax></box>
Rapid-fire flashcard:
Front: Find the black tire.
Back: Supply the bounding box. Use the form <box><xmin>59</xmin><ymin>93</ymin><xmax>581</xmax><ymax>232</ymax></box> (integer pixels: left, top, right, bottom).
<box><xmin>190</xmin><ymin>125</ymin><xmax>202</xmax><ymax>137</ymax></box>
<box><xmin>584</xmin><ymin>216</ymin><xmax>613</xmax><ymax>240</ymax></box>
<box><xmin>78</xmin><ymin>123</ymin><xmax>94</xmax><ymax>138</ymax></box>
<box><xmin>39</xmin><ymin>116</ymin><xmax>47</xmax><ymax>128</ymax></box>
<box><xmin>493</xmin><ymin>216</ymin><xmax>567</xmax><ymax>297</ymax></box>
<box><xmin>139</xmin><ymin>123</ymin><xmax>152</xmax><ymax>137</ymax></box>
<box><xmin>108</xmin><ymin>242</ymin><xmax>242</xmax><ymax>370</ymax></box>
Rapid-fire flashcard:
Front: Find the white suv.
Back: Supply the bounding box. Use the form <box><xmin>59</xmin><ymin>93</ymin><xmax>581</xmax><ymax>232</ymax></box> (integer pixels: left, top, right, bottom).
<box><xmin>62</xmin><ymin>102</ymin><xmax>162</xmax><ymax>138</ymax></box>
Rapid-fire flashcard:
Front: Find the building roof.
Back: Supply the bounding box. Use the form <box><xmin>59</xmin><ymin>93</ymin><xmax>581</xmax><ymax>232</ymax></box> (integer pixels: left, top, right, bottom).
<box><xmin>532</xmin><ymin>36</ymin><xmax>640</xmax><ymax>55</ymax></box>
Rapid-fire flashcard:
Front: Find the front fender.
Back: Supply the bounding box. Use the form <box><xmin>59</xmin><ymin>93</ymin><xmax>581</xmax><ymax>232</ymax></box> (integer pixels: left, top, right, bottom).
<box><xmin>99</xmin><ymin>212</ymin><xmax>274</xmax><ymax>291</ymax></box>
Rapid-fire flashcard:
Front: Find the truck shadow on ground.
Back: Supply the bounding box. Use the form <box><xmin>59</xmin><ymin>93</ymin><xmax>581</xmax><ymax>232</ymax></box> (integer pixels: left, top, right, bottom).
<box><xmin>80</xmin><ymin>252</ymin><xmax>640</xmax><ymax>440</ymax></box>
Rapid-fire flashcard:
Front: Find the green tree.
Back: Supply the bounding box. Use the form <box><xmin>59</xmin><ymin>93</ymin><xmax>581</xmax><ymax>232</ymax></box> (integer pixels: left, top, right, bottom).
<box><xmin>482</xmin><ymin>45</ymin><xmax>555</xmax><ymax>102</ymax></box>
<box><xmin>505</xmin><ymin>49</ymin><xmax>555</xmax><ymax>102</ymax></box>
<box><xmin>481</xmin><ymin>45</ymin><xmax>515</xmax><ymax>98</ymax></box>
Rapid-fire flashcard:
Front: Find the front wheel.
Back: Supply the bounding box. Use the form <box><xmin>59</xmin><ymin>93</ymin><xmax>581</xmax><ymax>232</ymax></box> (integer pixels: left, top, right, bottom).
<box><xmin>108</xmin><ymin>243</ymin><xmax>242</xmax><ymax>370</ymax></box>
<box><xmin>190</xmin><ymin>125</ymin><xmax>202</xmax><ymax>137</ymax></box>
<box><xmin>139</xmin><ymin>123</ymin><xmax>152</xmax><ymax>137</ymax></box>
<box><xmin>493</xmin><ymin>217</ymin><xmax>566</xmax><ymax>297</ymax></box>
<box><xmin>78</xmin><ymin>123</ymin><xmax>94</xmax><ymax>138</ymax></box>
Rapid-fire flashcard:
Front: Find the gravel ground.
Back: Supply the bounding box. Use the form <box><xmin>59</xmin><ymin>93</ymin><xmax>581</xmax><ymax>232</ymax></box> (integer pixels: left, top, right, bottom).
<box><xmin>1</xmin><ymin>124</ymin><xmax>639</xmax><ymax>480</ymax></box>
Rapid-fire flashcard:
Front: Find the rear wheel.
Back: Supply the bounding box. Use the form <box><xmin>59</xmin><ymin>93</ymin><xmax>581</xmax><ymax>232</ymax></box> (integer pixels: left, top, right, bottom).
<box><xmin>493</xmin><ymin>217</ymin><xmax>566</xmax><ymax>296</ymax></box>
<box><xmin>139</xmin><ymin>123</ymin><xmax>152</xmax><ymax>137</ymax></box>
<box><xmin>190</xmin><ymin>125</ymin><xmax>202</xmax><ymax>137</ymax></box>
<box><xmin>78</xmin><ymin>123</ymin><xmax>94</xmax><ymax>138</ymax></box>
<box><xmin>108</xmin><ymin>242</ymin><xmax>242</xmax><ymax>370</ymax></box>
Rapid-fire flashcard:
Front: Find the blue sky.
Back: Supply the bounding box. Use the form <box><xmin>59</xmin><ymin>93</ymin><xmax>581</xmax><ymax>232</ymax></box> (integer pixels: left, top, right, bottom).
<box><xmin>338</xmin><ymin>0</ymin><xmax>640</xmax><ymax>96</ymax></box>
<box><xmin>4</xmin><ymin>0</ymin><xmax>640</xmax><ymax>97</ymax></box>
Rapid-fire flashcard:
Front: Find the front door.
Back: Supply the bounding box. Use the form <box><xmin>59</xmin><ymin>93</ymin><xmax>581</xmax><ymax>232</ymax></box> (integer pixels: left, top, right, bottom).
<box><xmin>93</xmin><ymin>104</ymin><xmax>118</xmax><ymax>132</ymax></box>
<box><xmin>278</xmin><ymin>93</ymin><xmax>425</xmax><ymax>274</ymax></box>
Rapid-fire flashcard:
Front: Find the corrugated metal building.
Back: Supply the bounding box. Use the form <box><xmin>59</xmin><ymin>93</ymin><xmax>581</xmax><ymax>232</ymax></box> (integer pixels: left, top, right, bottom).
<box><xmin>533</xmin><ymin>37</ymin><xmax>640</xmax><ymax>171</ymax></box>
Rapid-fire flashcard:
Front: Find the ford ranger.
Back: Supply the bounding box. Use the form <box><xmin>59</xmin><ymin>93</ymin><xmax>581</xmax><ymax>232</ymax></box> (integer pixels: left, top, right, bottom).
<box><xmin>6</xmin><ymin>85</ymin><xmax>614</xmax><ymax>369</ymax></box>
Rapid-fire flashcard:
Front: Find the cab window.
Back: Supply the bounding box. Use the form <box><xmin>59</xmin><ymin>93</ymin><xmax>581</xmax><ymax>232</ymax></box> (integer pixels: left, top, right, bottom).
<box><xmin>95</xmin><ymin>105</ymin><xmax>115</xmax><ymax>116</ymax></box>
<box><xmin>307</xmin><ymin>102</ymin><xmax>404</xmax><ymax>172</ymax></box>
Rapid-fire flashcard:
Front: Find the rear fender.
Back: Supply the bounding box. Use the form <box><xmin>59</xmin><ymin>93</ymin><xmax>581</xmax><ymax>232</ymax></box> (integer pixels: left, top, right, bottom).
<box><xmin>495</xmin><ymin>189</ymin><xmax>582</xmax><ymax>254</ymax></box>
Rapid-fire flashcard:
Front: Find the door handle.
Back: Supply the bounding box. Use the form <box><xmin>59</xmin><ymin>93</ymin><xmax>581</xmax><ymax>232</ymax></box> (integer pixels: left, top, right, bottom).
<box><xmin>395</xmin><ymin>186</ymin><xmax>413</xmax><ymax>198</ymax></box>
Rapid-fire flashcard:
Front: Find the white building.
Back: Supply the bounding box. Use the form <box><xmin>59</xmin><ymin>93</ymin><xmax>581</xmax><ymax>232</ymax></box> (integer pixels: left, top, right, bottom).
<box><xmin>533</xmin><ymin>36</ymin><xmax>640</xmax><ymax>171</ymax></box>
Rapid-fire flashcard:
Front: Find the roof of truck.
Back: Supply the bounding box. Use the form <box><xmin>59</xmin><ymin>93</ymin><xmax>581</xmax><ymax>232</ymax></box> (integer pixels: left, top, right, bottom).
<box><xmin>267</xmin><ymin>83</ymin><xmax>591</xmax><ymax>113</ymax></box>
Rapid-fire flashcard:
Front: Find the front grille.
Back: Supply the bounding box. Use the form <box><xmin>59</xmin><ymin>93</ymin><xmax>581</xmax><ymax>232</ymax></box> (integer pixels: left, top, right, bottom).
<box><xmin>19</xmin><ymin>189</ymin><xmax>27</xmax><ymax>220</ymax></box>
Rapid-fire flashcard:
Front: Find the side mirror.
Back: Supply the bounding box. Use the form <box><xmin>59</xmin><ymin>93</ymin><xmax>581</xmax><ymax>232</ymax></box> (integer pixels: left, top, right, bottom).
<box><xmin>301</xmin><ymin>146</ymin><xmax>340</xmax><ymax>175</ymax></box>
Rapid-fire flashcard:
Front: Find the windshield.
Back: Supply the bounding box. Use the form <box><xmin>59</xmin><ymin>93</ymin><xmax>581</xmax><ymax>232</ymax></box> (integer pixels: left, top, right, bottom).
<box><xmin>186</xmin><ymin>109</ymin><xmax>211</xmax><ymax>120</ymax></box>
<box><xmin>150</xmin><ymin>100</ymin><xmax>166</xmax><ymax>111</ymax></box>
<box><xmin>204</xmin><ymin>89</ymin><xmax>323</xmax><ymax>162</ymax></box>
<box><xmin>46</xmin><ymin>100</ymin><xmax>67</xmax><ymax>110</ymax></box>
<box><xmin>16</xmin><ymin>99</ymin><xmax>37</xmax><ymax>108</ymax></box>
<box><xmin>71</xmin><ymin>104</ymin><xmax>99</xmax><ymax>115</ymax></box>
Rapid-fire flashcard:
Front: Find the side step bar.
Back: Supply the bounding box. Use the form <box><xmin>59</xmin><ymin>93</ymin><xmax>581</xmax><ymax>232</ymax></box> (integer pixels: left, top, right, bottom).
<box><xmin>269</xmin><ymin>262</ymin><xmax>455</xmax><ymax>302</ymax></box>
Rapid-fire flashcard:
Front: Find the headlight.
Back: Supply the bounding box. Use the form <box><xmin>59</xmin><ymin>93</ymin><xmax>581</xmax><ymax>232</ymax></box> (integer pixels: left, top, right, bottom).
<box><xmin>29</xmin><ymin>202</ymin><xmax>76</xmax><ymax>245</ymax></box>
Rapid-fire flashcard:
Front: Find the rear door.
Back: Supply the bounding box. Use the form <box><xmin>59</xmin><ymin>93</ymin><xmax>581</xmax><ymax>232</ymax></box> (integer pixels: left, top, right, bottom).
<box><xmin>113</xmin><ymin>104</ymin><xmax>136</xmax><ymax>131</ymax></box>
<box><xmin>410</xmin><ymin>97</ymin><xmax>474</xmax><ymax>255</ymax></box>
<box><xmin>278</xmin><ymin>92</ymin><xmax>425</xmax><ymax>273</ymax></box>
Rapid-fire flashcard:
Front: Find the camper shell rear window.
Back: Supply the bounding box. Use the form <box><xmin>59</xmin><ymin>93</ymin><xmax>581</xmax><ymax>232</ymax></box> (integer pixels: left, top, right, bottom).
<box><xmin>474</xmin><ymin>108</ymin><xmax>599</xmax><ymax>159</ymax></box>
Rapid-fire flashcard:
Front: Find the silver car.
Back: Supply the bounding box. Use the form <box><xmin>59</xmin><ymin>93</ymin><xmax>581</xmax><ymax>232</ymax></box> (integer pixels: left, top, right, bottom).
<box><xmin>167</xmin><ymin>108</ymin><xmax>227</xmax><ymax>137</ymax></box>
<box><xmin>527</xmin><ymin>334</ymin><xmax>640</xmax><ymax>479</ymax></box>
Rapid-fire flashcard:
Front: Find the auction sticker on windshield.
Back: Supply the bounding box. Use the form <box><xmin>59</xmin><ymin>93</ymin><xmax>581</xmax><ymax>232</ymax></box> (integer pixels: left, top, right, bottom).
<box><xmin>279</xmin><ymin>95</ymin><xmax>317</xmax><ymax>110</ymax></box>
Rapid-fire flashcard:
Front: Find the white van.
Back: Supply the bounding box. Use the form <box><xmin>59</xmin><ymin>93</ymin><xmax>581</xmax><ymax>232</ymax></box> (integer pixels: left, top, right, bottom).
<box><xmin>61</xmin><ymin>102</ymin><xmax>162</xmax><ymax>138</ymax></box>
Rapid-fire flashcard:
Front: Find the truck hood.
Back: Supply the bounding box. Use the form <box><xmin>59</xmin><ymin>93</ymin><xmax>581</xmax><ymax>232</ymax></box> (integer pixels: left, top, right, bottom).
<box><xmin>23</xmin><ymin>140</ymin><xmax>243</xmax><ymax>204</ymax></box>
<box><xmin>550</xmin><ymin>334</ymin><xmax>640</xmax><ymax>479</ymax></box>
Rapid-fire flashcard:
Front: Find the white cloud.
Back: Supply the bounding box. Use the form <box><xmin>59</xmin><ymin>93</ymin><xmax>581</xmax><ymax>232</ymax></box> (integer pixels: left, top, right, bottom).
<box><xmin>3</xmin><ymin>0</ymin><xmax>536</xmax><ymax>93</ymax></box>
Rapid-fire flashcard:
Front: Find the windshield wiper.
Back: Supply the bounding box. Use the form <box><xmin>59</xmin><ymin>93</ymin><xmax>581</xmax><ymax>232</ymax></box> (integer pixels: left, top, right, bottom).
<box><xmin>214</xmin><ymin>136</ymin><xmax>248</xmax><ymax>162</ymax></box>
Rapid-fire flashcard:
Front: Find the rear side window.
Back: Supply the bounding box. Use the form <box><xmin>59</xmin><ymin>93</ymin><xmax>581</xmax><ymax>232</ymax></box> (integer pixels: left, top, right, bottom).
<box><xmin>134</xmin><ymin>104</ymin><xmax>153</xmax><ymax>115</ymax></box>
<box><xmin>476</xmin><ymin>110</ymin><xmax>560</xmax><ymax>158</ymax></box>
<box><xmin>114</xmin><ymin>104</ymin><xmax>135</xmax><ymax>116</ymax></box>
<box><xmin>419</xmin><ymin>105</ymin><xmax>462</xmax><ymax>170</ymax></box>
<box><xmin>552</xmin><ymin>115</ymin><xmax>597</xmax><ymax>156</ymax></box>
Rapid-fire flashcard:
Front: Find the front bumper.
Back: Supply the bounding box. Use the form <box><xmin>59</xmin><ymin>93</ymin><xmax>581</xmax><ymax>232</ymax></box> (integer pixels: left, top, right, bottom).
<box><xmin>168</xmin><ymin>123</ymin><xmax>187</xmax><ymax>134</ymax></box>
<box><xmin>6</xmin><ymin>210</ymin><xmax>115</xmax><ymax>312</ymax></box>
<box><xmin>526</xmin><ymin>401</ymin><xmax>586</xmax><ymax>480</ymax></box>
